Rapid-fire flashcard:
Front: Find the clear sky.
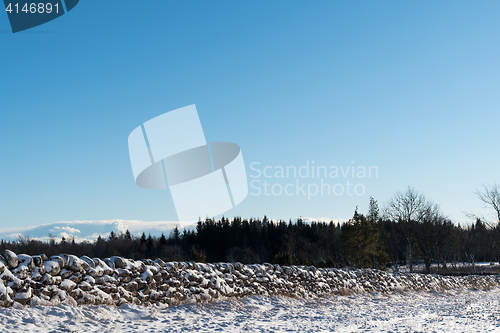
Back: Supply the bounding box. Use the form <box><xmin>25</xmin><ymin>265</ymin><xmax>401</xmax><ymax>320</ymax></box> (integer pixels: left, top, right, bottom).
<box><xmin>1</xmin><ymin>1</ymin><xmax>499</xmax><ymax>229</ymax></box>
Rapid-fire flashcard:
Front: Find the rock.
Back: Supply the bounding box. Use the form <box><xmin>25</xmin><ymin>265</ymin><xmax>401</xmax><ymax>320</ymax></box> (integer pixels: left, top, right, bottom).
<box><xmin>84</xmin><ymin>275</ymin><xmax>95</xmax><ymax>285</ymax></box>
<box><xmin>110</xmin><ymin>256</ymin><xmax>127</xmax><ymax>269</ymax></box>
<box><xmin>4</xmin><ymin>272</ymin><xmax>23</xmax><ymax>290</ymax></box>
<box><xmin>117</xmin><ymin>268</ymin><xmax>132</xmax><ymax>278</ymax></box>
<box><xmin>69</xmin><ymin>272</ymin><xmax>83</xmax><ymax>284</ymax></box>
<box><xmin>52</xmin><ymin>289</ymin><xmax>73</xmax><ymax>304</ymax></box>
<box><xmin>32</xmin><ymin>255</ymin><xmax>45</xmax><ymax>268</ymax></box>
<box><xmin>130</xmin><ymin>260</ymin><xmax>146</xmax><ymax>273</ymax></box>
<box><xmin>67</xmin><ymin>255</ymin><xmax>84</xmax><ymax>272</ymax></box>
<box><xmin>59</xmin><ymin>269</ymin><xmax>73</xmax><ymax>279</ymax></box>
<box><xmin>70</xmin><ymin>288</ymin><xmax>84</xmax><ymax>299</ymax></box>
<box><xmin>120</xmin><ymin>275</ymin><xmax>132</xmax><ymax>284</ymax></box>
<box><xmin>145</xmin><ymin>265</ymin><xmax>158</xmax><ymax>275</ymax></box>
<box><xmin>142</xmin><ymin>259</ymin><xmax>155</xmax><ymax>266</ymax></box>
<box><xmin>140</xmin><ymin>269</ymin><xmax>154</xmax><ymax>283</ymax></box>
<box><xmin>0</xmin><ymin>255</ymin><xmax>7</xmax><ymax>269</ymax></box>
<box><xmin>153</xmin><ymin>272</ymin><xmax>163</xmax><ymax>283</ymax></box>
<box><xmin>41</xmin><ymin>273</ymin><xmax>62</xmax><ymax>286</ymax></box>
<box><xmin>79</xmin><ymin>281</ymin><xmax>92</xmax><ymax>291</ymax></box>
<box><xmin>165</xmin><ymin>262</ymin><xmax>177</xmax><ymax>272</ymax></box>
<box><xmin>49</xmin><ymin>256</ymin><xmax>65</xmax><ymax>269</ymax></box>
<box><xmin>0</xmin><ymin>281</ymin><xmax>8</xmax><ymax>298</ymax></box>
<box><xmin>85</xmin><ymin>267</ymin><xmax>98</xmax><ymax>278</ymax></box>
<box><xmin>101</xmin><ymin>274</ymin><xmax>118</xmax><ymax>285</ymax></box>
<box><xmin>60</xmin><ymin>254</ymin><xmax>72</xmax><ymax>265</ymax></box>
<box><xmin>12</xmin><ymin>265</ymin><xmax>30</xmax><ymax>279</ymax></box>
<box><xmin>95</xmin><ymin>276</ymin><xmax>105</xmax><ymax>285</ymax></box>
<box><xmin>1</xmin><ymin>250</ymin><xmax>18</xmax><ymax>269</ymax></box>
<box><xmin>80</xmin><ymin>256</ymin><xmax>95</xmax><ymax>269</ymax></box>
<box><xmin>17</xmin><ymin>254</ymin><xmax>35</xmax><ymax>270</ymax></box>
<box><xmin>103</xmin><ymin>259</ymin><xmax>115</xmax><ymax>270</ymax></box>
<box><xmin>154</xmin><ymin>258</ymin><xmax>166</xmax><ymax>267</ymax></box>
<box><xmin>60</xmin><ymin>279</ymin><xmax>77</xmax><ymax>292</ymax></box>
<box><xmin>14</xmin><ymin>287</ymin><xmax>32</xmax><ymax>305</ymax></box>
<box><xmin>93</xmin><ymin>258</ymin><xmax>113</xmax><ymax>275</ymax></box>
<box><xmin>43</xmin><ymin>260</ymin><xmax>61</xmax><ymax>276</ymax></box>
<box><xmin>137</xmin><ymin>279</ymin><xmax>147</xmax><ymax>290</ymax></box>
<box><xmin>123</xmin><ymin>281</ymin><xmax>138</xmax><ymax>292</ymax></box>
<box><xmin>30</xmin><ymin>281</ymin><xmax>44</xmax><ymax>290</ymax></box>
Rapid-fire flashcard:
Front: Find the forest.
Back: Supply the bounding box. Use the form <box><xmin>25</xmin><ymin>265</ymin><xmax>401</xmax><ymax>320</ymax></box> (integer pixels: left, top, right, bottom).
<box><xmin>1</xmin><ymin>185</ymin><xmax>500</xmax><ymax>275</ymax></box>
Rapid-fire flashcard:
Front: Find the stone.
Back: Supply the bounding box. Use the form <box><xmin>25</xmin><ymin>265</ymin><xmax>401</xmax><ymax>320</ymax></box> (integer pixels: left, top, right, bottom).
<box><xmin>17</xmin><ymin>254</ymin><xmax>35</xmax><ymax>270</ymax></box>
<box><xmin>43</xmin><ymin>260</ymin><xmax>61</xmax><ymax>276</ymax></box>
<box><xmin>80</xmin><ymin>255</ymin><xmax>95</xmax><ymax>269</ymax></box>
<box><xmin>49</xmin><ymin>256</ymin><xmax>65</xmax><ymax>269</ymax></box>
<box><xmin>110</xmin><ymin>256</ymin><xmax>127</xmax><ymax>269</ymax></box>
<box><xmin>32</xmin><ymin>255</ymin><xmax>45</xmax><ymax>268</ymax></box>
<box><xmin>1</xmin><ymin>250</ymin><xmax>18</xmax><ymax>269</ymax></box>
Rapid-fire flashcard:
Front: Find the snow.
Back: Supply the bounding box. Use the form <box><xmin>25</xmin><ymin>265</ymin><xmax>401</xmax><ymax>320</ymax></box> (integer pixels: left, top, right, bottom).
<box><xmin>60</xmin><ymin>279</ymin><xmax>77</xmax><ymax>292</ymax></box>
<box><xmin>392</xmin><ymin>262</ymin><xmax>500</xmax><ymax>274</ymax></box>
<box><xmin>2</xmin><ymin>249</ymin><xmax>500</xmax><ymax>331</ymax></box>
<box><xmin>43</xmin><ymin>260</ymin><xmax>60</xmax><ymax>276</ymax></box>
<box><xmin>1</xmin><ymin>288</ymin><xmax>500</xmax><ymax>332</ymax></box>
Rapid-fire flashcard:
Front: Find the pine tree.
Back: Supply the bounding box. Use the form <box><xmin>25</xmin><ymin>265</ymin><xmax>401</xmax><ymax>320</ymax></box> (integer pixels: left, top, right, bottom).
<box><xmin>342</xmin><ymin>208</ymin><xmax>387</xmax><ymax>268</ymax></box>
<box><xmin>172</xmin><ymin>227</ymin><xmax>180</xmax><ymax>246</ymax></box>
<box><xmin>190</xmin><ymin>245</ymin><xmax>206</xmax><ymax>262</ymax></box>
<box><xmin>159</xmin><ymin>233</ymin><xmax>167</xmax><ymax>246</ymax></box>
<box><xmin>367</xmin><ymin>197</ymin><xmax>380</xmax><ymax>223</ymax></box>
<box><xmin>146</xmin><ymin>234</ymin><xmax>154</xmax><ymax>258</ymax></box>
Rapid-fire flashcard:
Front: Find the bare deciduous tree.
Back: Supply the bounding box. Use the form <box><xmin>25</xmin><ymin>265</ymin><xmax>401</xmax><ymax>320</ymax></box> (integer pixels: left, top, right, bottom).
<box><xmin>384</xmin><ymin>187</ymin><xmax>439</xmax><ymax>273</ymax></box>
<box><xmin>475</xmin><ymin>184</ymin><xmax>500</xmax><ymax>224</ymax></box>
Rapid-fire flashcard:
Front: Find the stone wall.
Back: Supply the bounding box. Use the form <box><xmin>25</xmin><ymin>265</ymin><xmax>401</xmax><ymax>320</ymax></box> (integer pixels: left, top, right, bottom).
<box><xmin>1</xmin><ymin>249</ymin><xmax>499</xmax><ymax>307</ymax></box>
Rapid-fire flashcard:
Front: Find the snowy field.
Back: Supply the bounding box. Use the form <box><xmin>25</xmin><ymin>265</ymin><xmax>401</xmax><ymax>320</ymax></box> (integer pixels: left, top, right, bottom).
<box><xmin>2</xmin><ymin>288</ymin><xmax>500</xmax><ymax>332</ymax></box>
<box><xmin>391</xmin><ymin>262</ymin><xmax>500</xmax><ymax>275</ymax></box>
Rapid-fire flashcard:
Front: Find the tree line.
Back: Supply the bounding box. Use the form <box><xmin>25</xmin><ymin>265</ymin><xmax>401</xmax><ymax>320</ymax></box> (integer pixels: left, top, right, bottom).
<box><xmin>1</xmin><ymin>185</ymin><xmax>499</xmax><ymax>275</ymax></box>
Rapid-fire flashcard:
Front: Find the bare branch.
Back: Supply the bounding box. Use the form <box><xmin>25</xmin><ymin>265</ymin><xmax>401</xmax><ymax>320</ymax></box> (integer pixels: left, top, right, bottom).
<box><xmin>474</xmin><ymin>184</ymin><xmax>500</xmax><ymax>224</ymax></box>
<box><xmin>384</xmin><ymin>186</ymin><xmax>437</xmax><ymax>223</ymax></box>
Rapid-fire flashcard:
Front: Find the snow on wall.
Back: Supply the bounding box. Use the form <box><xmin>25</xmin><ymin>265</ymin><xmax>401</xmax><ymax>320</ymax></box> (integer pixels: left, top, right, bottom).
<box><xmin>0</xmin><ymin>249</ymin><xmax>499</xmax><ymax>308</ymax></box>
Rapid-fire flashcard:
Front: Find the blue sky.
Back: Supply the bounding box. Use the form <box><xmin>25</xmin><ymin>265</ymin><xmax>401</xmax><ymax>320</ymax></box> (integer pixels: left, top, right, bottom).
<box><xmin>1</xmin><ymin>1</ymin><xmax>499</xmax><ymax>229</ymax></box>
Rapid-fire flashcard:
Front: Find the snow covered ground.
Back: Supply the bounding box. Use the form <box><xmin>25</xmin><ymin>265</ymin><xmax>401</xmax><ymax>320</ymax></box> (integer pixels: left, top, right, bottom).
<box><xmin>2</xmin><ymin>288</ymin><xmax>500</xmax><ymax>332</ymax></box>
<box><xmin>392</xmin><ymin>262</ymin><xmax>500</xmax><ymax>274</ymax></box>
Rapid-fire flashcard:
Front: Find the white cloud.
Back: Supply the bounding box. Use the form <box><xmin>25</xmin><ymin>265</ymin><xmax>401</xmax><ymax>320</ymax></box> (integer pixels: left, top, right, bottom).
<box><xmin>299</xmin><ymin>217</ymin><xmax>347</xmax><ymax>224</ymax></box>
<box><xmin>0</xmin><ymin>220</ymin><xmax>197</xmax><ymax>243</ymax></box>
<box><xmin>50</xmin><ymin>226</ymin><xmax>81</xmax><ymax>234</ymax></box>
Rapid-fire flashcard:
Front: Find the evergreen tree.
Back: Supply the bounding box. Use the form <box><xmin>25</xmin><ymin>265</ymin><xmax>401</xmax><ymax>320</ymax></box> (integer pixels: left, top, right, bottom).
<box><xmin>342</xmin><ymin>208</ymin><xmax>388</xmax><ymax>268</ymax></box>
<box><xmin>172</xmin><ymin>227</ymin><xmax>180</xmax><ymax>246</ymax></box>
<box><xmin>159</xmin><ymin>233</ymin><xmax>167</xmax><ymax>246</ymax></box>
<box><xmin>146</xmin><ymin>234</ymin><xmax>154</xmax><ymax>258</ymax></box>
<box><xmin>367</xmin><ymin>197</ymin><xmax>380</xmax><ymax>223</ymax></box>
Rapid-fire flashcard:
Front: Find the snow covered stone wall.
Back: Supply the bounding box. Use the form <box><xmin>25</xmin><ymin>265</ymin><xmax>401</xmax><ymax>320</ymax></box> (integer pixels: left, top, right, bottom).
<box><xmin>1</xmin><ymin>249</ymin><xmax>499</xmax><ymax>308</ymax></box>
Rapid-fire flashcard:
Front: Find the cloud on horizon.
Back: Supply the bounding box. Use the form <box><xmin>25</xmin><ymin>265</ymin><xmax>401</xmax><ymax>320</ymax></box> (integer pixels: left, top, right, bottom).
<box><xmin>0</xmin><ymin>220</ymin><xmax>197</xmax><ymax>243</ymax></box>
